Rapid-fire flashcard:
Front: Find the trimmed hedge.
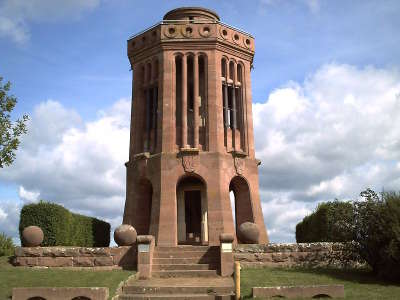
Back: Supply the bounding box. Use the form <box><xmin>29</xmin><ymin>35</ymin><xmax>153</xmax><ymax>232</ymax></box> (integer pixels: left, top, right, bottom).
<box><xmin>296</xmin><ymin>200</ymin><xmax>353</xmax><ymax>243</ymax></box>
<box><xmin>19</xmin><ymin>201</ymin><xmax>110</xmax><ymax>247</ymax></box>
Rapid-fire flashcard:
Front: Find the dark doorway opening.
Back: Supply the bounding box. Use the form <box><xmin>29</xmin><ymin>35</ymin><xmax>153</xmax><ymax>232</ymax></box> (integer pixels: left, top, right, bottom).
<box><xmin>229</xmin><ymin>176</ymin><xmax>254</xmax><ymax>242</ymax></box>
<box><xmin>184</xmin><ymin>190</ymin><xmax>202</xmax><ymax>243</ymax></box>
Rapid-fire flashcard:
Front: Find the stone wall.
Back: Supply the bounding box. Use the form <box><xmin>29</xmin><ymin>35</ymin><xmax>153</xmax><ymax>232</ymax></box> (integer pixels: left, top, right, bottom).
<box><xmin>234</xmin><ymin>243</ymin><xmax>354</xmax><ymax>268</ymax></box>
<box><xmin>13</xmin><ymin>246</ymin><xmax>137</xmax><ymax>269</ymax></box>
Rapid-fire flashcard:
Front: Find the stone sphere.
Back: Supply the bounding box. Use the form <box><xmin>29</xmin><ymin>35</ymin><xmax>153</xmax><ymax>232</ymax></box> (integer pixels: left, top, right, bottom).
<box><xmin>237</xmin><ymin>222</ymin><xmax>260</xmax><ymax>244</ymax></box>
<box><xmin>114</xmin><ymin>224</ymin><xmax>137</xmax><ymax>246</ymax></box>
<box><xmin>22</xmin><ymin>226</ymin><xmax>44</xmax><ymax>247</ymax></box>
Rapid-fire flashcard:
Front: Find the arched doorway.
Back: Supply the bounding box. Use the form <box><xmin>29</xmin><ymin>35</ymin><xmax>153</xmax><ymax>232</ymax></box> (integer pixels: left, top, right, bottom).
<box><xmin>176</xmin><ymin>175</ymin><xmax>208</xmax><ymax>245</ymax></box>
<box><xmin>136</xmin><ymin>178</ymin><xmax>153</xmax><ymax>235</ymax></box>
<box><xmin>229</xmin><ymin>176</ymin><xmax>254</xmax><ymax>241</ymax></box>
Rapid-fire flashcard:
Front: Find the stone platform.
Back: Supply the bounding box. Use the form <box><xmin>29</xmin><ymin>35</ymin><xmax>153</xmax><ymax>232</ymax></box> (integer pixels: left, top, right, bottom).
<box><xmin>119</xmin><ymin>277</ymin><xmax>234</xmax><ymax>299</ymax></box>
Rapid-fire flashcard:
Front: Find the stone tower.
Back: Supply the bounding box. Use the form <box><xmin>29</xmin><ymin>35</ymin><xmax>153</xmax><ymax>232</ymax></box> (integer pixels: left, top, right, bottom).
<box><xmin>123</xmin><ymin>7</ymin><xmax>269</xmax><ymax>246</ymax></box>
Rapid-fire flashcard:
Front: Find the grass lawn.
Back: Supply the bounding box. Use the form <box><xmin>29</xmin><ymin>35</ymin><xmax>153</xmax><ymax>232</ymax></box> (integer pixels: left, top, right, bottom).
<box><xmin>241</xmin><ymin>266</ymin><xmax>400</xmax><ymax>299</ymax></box>
<box><xmin>0</xmin><ymin>256</ymin><xmax>133</xmax><ymax>300</ymax></box>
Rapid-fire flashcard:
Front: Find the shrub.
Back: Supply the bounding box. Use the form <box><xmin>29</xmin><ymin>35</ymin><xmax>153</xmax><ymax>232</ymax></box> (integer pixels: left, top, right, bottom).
<box><xmin>296</xmin><ymin>200</ymin><xmax>353</xmax><ymax>243</ymax></box>
<box><xmin>296</xmin><ymin>188</ymin><xmax>400</xmax><ymax>281</ymax></box>
<box><xmin>19</xmin><ymin>201</ymin><xmax>110</xmax><ymax>247</ymax></box>
<box><xmin>353</xmin><ymin>189</ymin><xmax>400</xmax><ymax>281</ymax></box>
<box><xmin>0</xmin><ymin>232</ymin><xmax>15</xmax><ymax>256</ymax></box>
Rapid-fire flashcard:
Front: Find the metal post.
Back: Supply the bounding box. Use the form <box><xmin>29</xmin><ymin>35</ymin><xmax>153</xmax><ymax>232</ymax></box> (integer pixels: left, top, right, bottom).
<box><xmin>235</xmin><ymin>261</ymin><xmax>241</xmax><ymax>300</ymax></box>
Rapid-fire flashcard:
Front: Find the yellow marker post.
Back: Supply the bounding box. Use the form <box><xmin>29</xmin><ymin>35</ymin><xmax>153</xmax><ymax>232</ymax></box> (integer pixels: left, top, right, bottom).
<box><xmin>235</xmin><ymin>261</ymin><xmax>241</xmax><ymax>300</ymax></box>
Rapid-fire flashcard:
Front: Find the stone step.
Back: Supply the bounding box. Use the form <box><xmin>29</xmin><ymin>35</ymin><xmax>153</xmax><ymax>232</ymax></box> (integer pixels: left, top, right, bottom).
<box><xmin>123</xmin><ymin>285</ymin><xmax>233</xmax><ymax>295</ymax></box>
<box><xmin>156</xmin><ymin>246</ymin><xmax>218</xmax><ymax>252</ymax></box>
<box><xmin>118</xmin><ymin>293</ymin><xmax>234</xmax><ymax>299</ymax></box>
<box><xmin>152</xmin><ymin>257</ymin><xmax>218</xmax><ymax>265</ymax></box>
<box><xmin>152</xmin><ymin>270</ymin><xmax>218</xmax><ymax>278</ymax></box>
<box><xmin>153</xmin><ymin>251</ymin><xmax>218</xmax><ymax>259</ymax></box>
<box><xmin>152</xmin><ymin>264</ymin><xmax>217</xmax><ymax>271</ymax></box>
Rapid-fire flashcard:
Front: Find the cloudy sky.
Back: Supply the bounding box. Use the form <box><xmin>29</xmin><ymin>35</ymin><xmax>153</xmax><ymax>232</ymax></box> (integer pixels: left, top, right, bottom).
<box><xmin>1</xmin><ymin>0</ymin><xmax>400</xmax><ymax>244</ymax></box>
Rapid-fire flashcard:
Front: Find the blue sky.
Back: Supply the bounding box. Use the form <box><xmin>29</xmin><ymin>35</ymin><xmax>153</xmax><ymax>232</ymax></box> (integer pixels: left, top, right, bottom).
<box><xmin>1</xmin><ymin>0</ymin><xmax>400</xmax><ymax>244</ymax></box>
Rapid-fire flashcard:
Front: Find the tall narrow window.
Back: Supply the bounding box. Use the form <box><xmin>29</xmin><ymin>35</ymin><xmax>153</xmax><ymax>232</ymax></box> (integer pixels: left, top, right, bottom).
<box><xmin>221</xmin><ymin>58</ymin><xmax>227</xmax><ymax>79</ymax></box>
<box><xmin>198</xmin><ymin>55</ymin><xmax>207</xmax><ymax>149</ymax></box>
<box><xmin>221</xmin><ymin>58</ymin><xmax>228</xmax><ymax>147</ymax></box>
<box><xmin>187</xmin><ymin>55</ymin><xmax>194</xmax><ymax>147</ymax></box>
<box><xmin>175</xmin><ymin>56</ymin><xmax>182</xmax><ymax>148</ymax></box>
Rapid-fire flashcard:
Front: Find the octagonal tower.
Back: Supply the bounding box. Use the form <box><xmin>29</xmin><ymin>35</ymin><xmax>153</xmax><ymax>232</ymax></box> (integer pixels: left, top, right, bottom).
<box><xmin>123</xmin><ymin>7</ymin><xmax>269</xmax><ymax>246</ymax></box>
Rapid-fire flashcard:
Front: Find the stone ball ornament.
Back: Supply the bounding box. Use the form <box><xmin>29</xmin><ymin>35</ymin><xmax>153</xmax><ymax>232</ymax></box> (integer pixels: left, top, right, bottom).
<box><xmin>114</xmin><ymin>224</ymin><xmax>137</xmax><ymax>246</ymax></box>
<box><xmin>22</xmin><ymin>226</ymin><xmax>44</xmax><ymax>247</ymax></box>
<box><xmin>238</xmin><ymin>222</ymin><xmax>260</xmax><ymax>244</ymax></box>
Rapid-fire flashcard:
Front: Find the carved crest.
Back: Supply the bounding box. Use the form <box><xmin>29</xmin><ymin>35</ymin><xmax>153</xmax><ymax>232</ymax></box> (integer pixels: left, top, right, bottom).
<box><xmin>234</xmin><ymin>157</ymin><xmax>245</xmax><ymax>175</ymax></box>
<box><xmin>182</xmin><ymin>155</ymin><xmax>198</xmax><ymax>173</ymax></box>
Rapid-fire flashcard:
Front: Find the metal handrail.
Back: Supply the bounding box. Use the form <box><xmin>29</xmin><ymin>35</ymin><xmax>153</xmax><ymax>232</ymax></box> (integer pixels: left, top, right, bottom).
<box><xmin>127</xmin><ymin>19</ymin><xmax>253</xmax><ymax>41</ymax></box>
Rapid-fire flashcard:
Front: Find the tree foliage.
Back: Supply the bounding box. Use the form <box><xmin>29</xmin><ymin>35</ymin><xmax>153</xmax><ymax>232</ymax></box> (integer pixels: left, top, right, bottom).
<box><xmin>0</xmin><ymin>76</ymin><xmax>29</xmax><ymax>168</ymax></box>
<box><xmin>353</xmin><ymin>189</ymin><xmax>400</xmax><ymax>280</ymax></box>
<box><xmin>296</xmin><ymin>188</ymin><xmax>400</xmax><ymax>281</ymax></box>
<box><xmin>296</xmin><ymin>200</ymin><xmax>353</xmax><ymax>243</ymax></box>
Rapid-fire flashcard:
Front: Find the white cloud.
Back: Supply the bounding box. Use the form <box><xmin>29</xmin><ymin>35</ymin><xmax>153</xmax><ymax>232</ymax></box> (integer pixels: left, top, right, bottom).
<box><xmin>0</xmin><ymin>207</ymin><xmax>7</xmax><ymax>222</ymax></box>
<box><xmin>255</xmin><ymin>63</ymin><xmax>400</xmax><ymax>241</ymax></box>
<box><xmin>0</xmin><ymin>201</ymin><xmax>21</xmax><ymax>243</ymax></box>
<box><xmin>18</xmin><ymin>186</ymin><xmax>40</xmax><ymax>203</ymax></box>
<box><xmin>0</xmin><ymin>98</ymin><xmax>130</xmax><ymax>242</ymax></box>
<box><xmin>0</xmin><ymin>0</ymin><xmax>100</xmax><ymax>43</ymax></box>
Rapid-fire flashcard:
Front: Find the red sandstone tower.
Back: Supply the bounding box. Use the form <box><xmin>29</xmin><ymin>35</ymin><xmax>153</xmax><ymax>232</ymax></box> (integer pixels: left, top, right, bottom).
<box><xmin>123</xmin><ymin>7</ymin><xmax>269</xmax><ymax>246</ymax></box>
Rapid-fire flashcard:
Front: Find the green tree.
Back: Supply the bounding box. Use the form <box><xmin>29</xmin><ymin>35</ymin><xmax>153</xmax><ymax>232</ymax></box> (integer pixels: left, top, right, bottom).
<box><xmin>0</xmin><ymin>77</ymin><xmax>29</xmax><ymax>168</ymax></box>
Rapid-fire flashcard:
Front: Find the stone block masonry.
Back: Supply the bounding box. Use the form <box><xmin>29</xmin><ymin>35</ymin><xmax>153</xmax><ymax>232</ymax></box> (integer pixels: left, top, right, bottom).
<box><xmin>13</xmin><ymin>242</ymin><xmax>359</xmax><ymax>269</ymax></box>
<box><xmin>13</xmin><ymin>246</ymin><xmax>137</xmax><ymax>269</ymax></box>
<box><xmin>234</xmin><ymin>243</ymin><xmax>358</xmax><ymax>268</ymax></box>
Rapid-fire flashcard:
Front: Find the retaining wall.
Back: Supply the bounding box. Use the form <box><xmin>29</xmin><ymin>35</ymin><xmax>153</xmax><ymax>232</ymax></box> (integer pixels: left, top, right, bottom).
<box><xmin>234</xmin><ymin>243</ymin><xmax>354</xmax><ymax>268</ymax></box>
<box><xmin>13</xmin><ymin>243</ymin><xmax>355</xmax><ymax>269</ymax></box>
<box><xmin>13</xmin><ymin>246</ymin><xmax>137</xmax><ymax>269</ymax></box>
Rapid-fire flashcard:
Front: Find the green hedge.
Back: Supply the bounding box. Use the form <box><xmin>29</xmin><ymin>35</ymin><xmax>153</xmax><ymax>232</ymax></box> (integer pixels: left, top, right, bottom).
<box><xmin>19</xmin><ymin>201</ymin><xmax>110</xmax><ymax>247</ymax></box>
<box><xmin>296</xmin><ymin>200</ymin><xmax>353</xmax><ymax>243</ymax></box>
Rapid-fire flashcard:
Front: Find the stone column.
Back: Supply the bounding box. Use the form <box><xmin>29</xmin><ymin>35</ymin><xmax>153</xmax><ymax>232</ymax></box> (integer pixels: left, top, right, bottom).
<box><xmin>219</xmin><ymin>233</ymin><xmax>234</xmax><ymax>277</ymax></box>
<box><xmin>137</xmin><ymin>235</ymin><xmax>155</xmax><ymax>279</ymax></box>
<box><xmin>193</xmin><ymin>54</ymin><xmax>199</xmax><ymax>148</ymax></box>
<box><xmin>181</xmin><ymin>54</ymin><xmax>188</xmax><ymax>148</ymax></box>
<box><xmin>161</xmin><ymin>51</ymin><xmax>175</xmax><ymax>152</ymax></box>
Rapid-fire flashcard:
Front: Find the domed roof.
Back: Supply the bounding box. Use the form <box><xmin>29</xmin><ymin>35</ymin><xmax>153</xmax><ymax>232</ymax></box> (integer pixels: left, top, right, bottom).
<box><xmin>163</xmin><ymin>7</ymin><xmax>220</xmax><ymax>21</ymax></box>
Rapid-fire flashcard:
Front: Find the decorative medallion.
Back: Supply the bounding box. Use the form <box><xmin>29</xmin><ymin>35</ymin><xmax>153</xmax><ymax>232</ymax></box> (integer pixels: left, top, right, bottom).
<box><xmin>199</xmin><ymin>25</ymin><xmax>212</xmax><ymax>37</ymax></box>
<box><xmin>243</xmin><ymin>37</ymin><xmax>251</xmax><ymax>49</ymax></box>
<box><xmin>219</xmin><ymin>27</ymin><xmax>229</xmax><ymax>40</ymax></box>
<box><xmin>182</xmin><ymin>154</ymin><xmax>199</xmax><ymax>173</ymax></box>
<box><xmin>234</xmin><ymin>157</ymin><xmax>245</xmax><ymax>175</ymax></box>
<box><xmin>181</xmin><ymin>25</ymin><xmax>194</xmax><ymax>38</ymax></box>
<box><xmin>232</xmin><ymin>33</ymin><xmax>241</xmax><ymax>44</ymax></box>
<box><xmin>164</xmin><ymin>25</ymin><xmax>178</xmax><ymax>38</ymax></box>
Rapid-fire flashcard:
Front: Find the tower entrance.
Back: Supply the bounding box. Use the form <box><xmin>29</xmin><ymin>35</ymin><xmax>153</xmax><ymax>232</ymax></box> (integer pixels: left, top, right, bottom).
<box><xmin>177</xmin><ymin>176</ymin><xmax>208</xmax><ymax>245</ymax></box>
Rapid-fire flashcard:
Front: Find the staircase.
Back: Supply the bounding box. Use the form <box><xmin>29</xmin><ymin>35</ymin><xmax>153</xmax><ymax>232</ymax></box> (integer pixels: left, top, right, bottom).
<box><xmin>118</xmin><ymin>245</ymin><xmax>234</xmax><ymax>299</ymax></box>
